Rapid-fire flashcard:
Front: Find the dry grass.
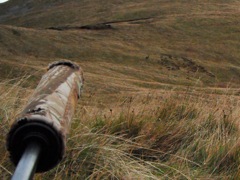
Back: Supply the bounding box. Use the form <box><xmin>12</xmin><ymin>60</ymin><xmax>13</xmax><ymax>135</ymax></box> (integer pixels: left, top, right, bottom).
<box><xmin>1</xmin><ymin>1</ymin><xmax>240</xmax><ymax>90</ymax></box>
<box><xmin>0</xmin><ymin>0</ymin><xmax>240</xmax><ymax>179</ymax></box>
<box><xmin>0</xmin><ymin>79</ymin><xmax>239</xmax><ymax>179</ymax></box>
<box><xmin>0</xmin><ymin>77</ymin><xmax>33</xmax><ymax>179</ymax></box>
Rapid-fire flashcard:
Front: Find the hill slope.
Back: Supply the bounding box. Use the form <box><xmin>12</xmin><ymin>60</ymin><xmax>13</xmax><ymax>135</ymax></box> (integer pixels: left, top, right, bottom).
<box><xmin>0</xmin><ymin>0</ymin><xmax>240</xmax><ymax>179</ymax></box>
<box><xmin>0</xmin><ymin>0</ymin><xmax>240</xmax><ymax>91</ymax></box>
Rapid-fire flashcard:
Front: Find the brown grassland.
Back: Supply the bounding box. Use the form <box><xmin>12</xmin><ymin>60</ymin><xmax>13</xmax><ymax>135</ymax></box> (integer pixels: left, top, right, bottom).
<box><xmin>0</xmin><ymin>0</ymin><xmax>240</xmax><ymax>179</ymax></box>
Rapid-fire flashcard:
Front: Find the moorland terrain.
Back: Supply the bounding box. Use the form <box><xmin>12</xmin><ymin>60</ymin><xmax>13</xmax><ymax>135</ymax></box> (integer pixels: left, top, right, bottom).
<box><xmin>0</xmin><ymin>0</ymin><xmax>240</xmax><ymax>179</ymax></box>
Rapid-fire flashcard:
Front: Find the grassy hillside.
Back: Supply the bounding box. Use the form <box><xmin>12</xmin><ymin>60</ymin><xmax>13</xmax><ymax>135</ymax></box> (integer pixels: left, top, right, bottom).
<box><xmin>0</xmin><ymin>0</ymin><xmax>240</xmax><ymax>90</ymax></box>
<box><xmin>0</xmin><ymin>0</ymin><xmax>240</xmax><ymax>179</ymax></box>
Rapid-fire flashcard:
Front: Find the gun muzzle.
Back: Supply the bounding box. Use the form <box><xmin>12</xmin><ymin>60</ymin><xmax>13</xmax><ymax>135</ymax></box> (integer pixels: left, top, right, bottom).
<box><xmin>6</xmin><ymin>60</ymin><xmax>83</xmax><ymax>178</ymax></box>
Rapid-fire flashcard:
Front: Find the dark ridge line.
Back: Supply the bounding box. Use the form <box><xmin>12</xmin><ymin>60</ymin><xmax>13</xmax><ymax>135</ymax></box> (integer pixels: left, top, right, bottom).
<box><xmin>47</xmin><ymin>23</ymin><xmax>114</xmax><ymax>31</ymax></box>
<box><xmin>101</xmin><ymin>16</ymin><xmax>153</xmax><ymax>24</ymax></box>
<box><xmin>47</xmin><ymin>17</ymin><xmax>153</xmax><ymax>31</ymax></box>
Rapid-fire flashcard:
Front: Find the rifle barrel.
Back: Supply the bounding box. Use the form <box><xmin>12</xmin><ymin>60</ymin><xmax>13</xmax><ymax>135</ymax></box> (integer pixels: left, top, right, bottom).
<box><xmin>7</xmin><ymin>60</ymin><xmax>84</xmax><ymax>179</ymax></box>
<box><xmin>11</xmin><ymin>142</ymin><xmax>41</xmax><ymax>180</ymax></box>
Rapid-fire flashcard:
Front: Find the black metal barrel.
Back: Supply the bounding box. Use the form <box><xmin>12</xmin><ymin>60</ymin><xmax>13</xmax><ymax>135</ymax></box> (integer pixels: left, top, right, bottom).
<box><xmin>6</xmin><ymin>60</ymin><xmax>83</xmax><ymax>177</ymax></box>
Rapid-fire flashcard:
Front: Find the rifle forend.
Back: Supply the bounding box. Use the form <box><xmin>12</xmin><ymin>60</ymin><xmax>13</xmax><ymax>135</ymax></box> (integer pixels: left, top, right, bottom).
<box><xmin>7</xmin><ymin>60</ymin><xmax>83</xmax><ymax>175</ymax></box>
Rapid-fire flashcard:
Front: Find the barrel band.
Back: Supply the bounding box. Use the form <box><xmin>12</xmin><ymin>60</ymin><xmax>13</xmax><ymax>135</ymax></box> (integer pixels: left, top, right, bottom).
<box><xmin>48</xmin><ymin>60</ymin><xmax>80</xmax><ymax>70</ymax></box>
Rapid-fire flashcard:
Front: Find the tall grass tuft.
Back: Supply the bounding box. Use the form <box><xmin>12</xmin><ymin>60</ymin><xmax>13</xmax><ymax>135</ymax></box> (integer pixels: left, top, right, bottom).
<box><xmin>0</xmin><ymin>77</ymin><xmax>33</xmax><ymax>179</ymax></box>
